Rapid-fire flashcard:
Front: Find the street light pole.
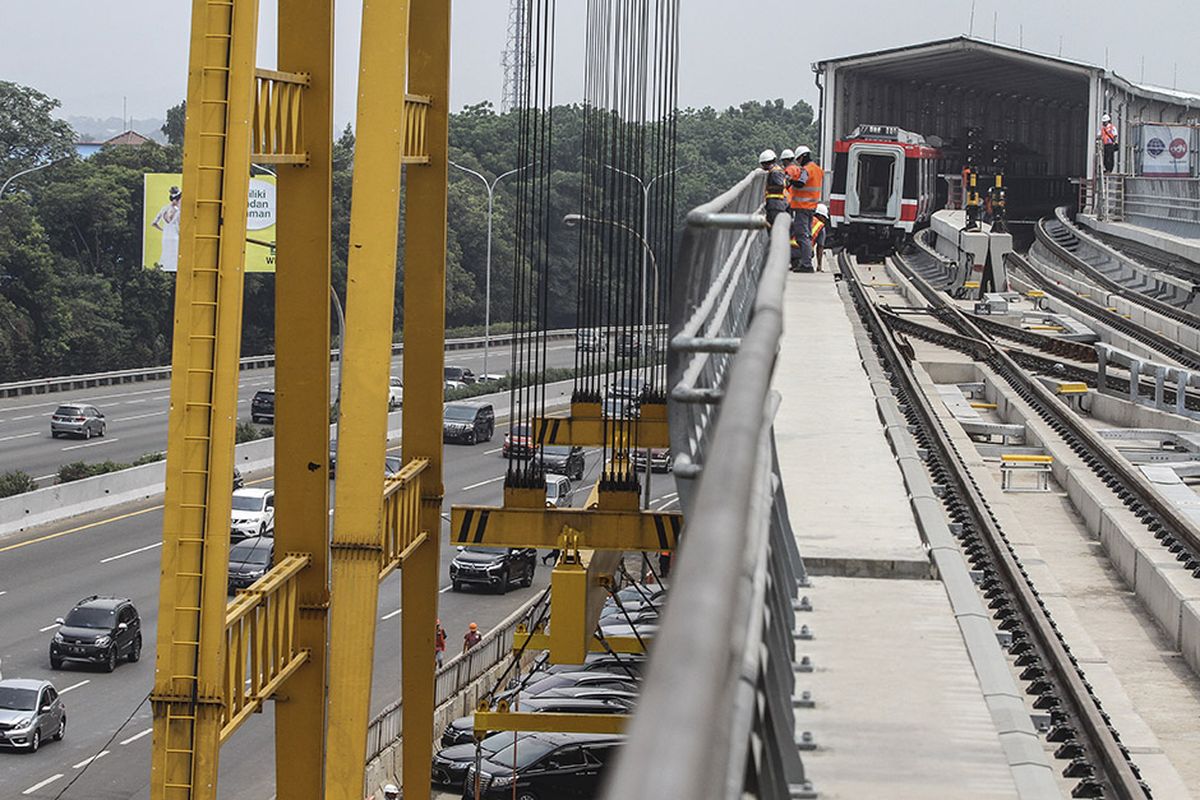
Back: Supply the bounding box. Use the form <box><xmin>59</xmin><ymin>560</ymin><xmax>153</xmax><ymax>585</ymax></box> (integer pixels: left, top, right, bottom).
<box><xmin>0</xmin><ymin>156</ymin><xmax>70</xmax><ymax>202</ymax></box>
<box><xmin>449</xmin><ymin>161</ymin><xmax>529</xmax><ymax>379</ymax></box>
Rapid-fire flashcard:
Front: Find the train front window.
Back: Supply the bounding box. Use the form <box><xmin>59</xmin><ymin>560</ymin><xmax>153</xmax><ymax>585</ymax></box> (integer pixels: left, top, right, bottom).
<box><xmin>855</xmin><ymin>154</ymin><xmax>896</xmax><ymax>217</ymax></box>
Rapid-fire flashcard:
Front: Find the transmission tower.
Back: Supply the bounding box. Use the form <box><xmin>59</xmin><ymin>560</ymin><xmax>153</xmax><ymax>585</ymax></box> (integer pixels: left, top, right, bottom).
<box><xmin>500</xmin><ymin>0</ymin><xmax>526</xmax><ymax>112</ymax></box>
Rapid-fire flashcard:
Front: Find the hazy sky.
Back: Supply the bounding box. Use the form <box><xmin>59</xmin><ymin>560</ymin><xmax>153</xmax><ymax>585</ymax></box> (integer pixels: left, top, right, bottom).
<box><xmin>1</xmin><ymin>1</ymin><xmax>1197</xmax><ymax>131</ymax></box>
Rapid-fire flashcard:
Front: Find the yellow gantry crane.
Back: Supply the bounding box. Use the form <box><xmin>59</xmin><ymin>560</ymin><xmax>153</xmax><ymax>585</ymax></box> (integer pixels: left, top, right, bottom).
<box><xmin>150</xmin><ymin>1</ymin><xmax>448</xmax><ymax>798</ymax></box>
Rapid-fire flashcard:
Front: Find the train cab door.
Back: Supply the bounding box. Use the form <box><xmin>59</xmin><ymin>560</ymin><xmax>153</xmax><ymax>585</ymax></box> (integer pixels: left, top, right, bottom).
<box><xmin>845</xmin><ymin>143</ymin><xmax>904</xmax><ymax>224</ymax></box>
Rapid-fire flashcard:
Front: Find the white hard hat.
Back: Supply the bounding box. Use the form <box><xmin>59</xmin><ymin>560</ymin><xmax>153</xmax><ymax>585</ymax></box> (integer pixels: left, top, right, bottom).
<box><xmin>779</xmin><ymin>148</ymin><xmax>795</xmax><ymax>160</ymax></box>
<box><xmin>383</xmin><ymin>784</ymin><xmax>399</xmax><ymax>797</ymax></box>
<box><xmin>758</xmin><ymin>148</ymin><xmax>777</xmax><ymax>164</ymax></box>
<box><xmin>795</xmin><ymin>145</ymin><xmax>811</xmax><ymax>157</ymax></box>
<box><xmin>1101</xmin><ymin>113</ymin><xmax>1111</xmax><ymax>123</ymax></box>
<box><xmin>816</xmin><ymin>203</ymin><xmax>829</xmax><ymax>217</ymax></box>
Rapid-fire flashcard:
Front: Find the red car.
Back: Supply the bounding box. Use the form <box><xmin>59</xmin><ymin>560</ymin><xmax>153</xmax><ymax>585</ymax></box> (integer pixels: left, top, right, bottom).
<box><xmin>502</xmin><ymin>423</ymin><xmax>535</xmax><ymax>459</ymax></box>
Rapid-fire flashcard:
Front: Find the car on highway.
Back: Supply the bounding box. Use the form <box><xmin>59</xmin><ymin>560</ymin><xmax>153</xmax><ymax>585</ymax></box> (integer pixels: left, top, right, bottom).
<box><xmin>612</xmin><ymin>584</ymin><xmax>665</xmax><ymax>605</ymax></box>
<box><xmin>49</xmin><ymin>404</ymin><xmax>106</xmax><ymax>439</ymax></box>
<box><xmin>250</xmin><ymin>389</ymin><xmax>275</xmax><ymax>423</ymax></box>
<box><xmin>576</xmin><ymin>328</ymin><xmax>607</xmax><ymax>352</ymax></box>
<box><xmin>540</xmin><ymin>445</ymin><xmax>585</xmax><ymax>480</ymax></box>
<box><xmin>502</xmin><ymin>423</ymin><xmax>534</xmax><ymax>459</ymax></box>
<box><xmin>631</xmin><ymin>447</ymin><xmax>673</xmax><ymax>473</ymax></box>
<box><xmin>444</xmin><ymin>365</ymin><xmax>477</xmax><ymax>385</ymax></box>
<box><xmin>443</xmin><ymin>696</ymin><xmax>635</xmax><ymax>747</ymax></box>
<box><xmin>449</xmin><ymin>546</ymin><xmax>536</xmax><ymax>593</ymax></box>
<box><xmin>497</xmin><ymin>671</ymin><xmax>639</xmax><ymax>704</ymax></box>
<box><xmin>232</xmin><ymin>466</ymin><xmax>245</xmax><ymax>490</ymax></box>
<box><xmin>432</xmin><ymin>731</ymin><xmax>536</xmax><ymax>787</ymax></box>
<box><xmin>615</xmin><ymin>333</ymin><xmax>645</xmax><ymax>358</ymax></box>
<box><xmin>50</xmin><ymin>596</ymin><xmax>142</xmax><ymax>672</ymax></box>
<box><xmin>0</xmin><ymin>679</ymin><xmax>65</xmax><ymax>752</ymax></box>
<box><xmin>545</xmin><ymin>474</ymin><xmax>574</xmax><ymax>508</ymax></box>
<box><xmin>536</xmin><ymin>653</ymin><xmax>646</xmax><ymax>681</ymax></box>
<box><xmin>461</xmin><ymin>732</ymin><xmax>624</xmax><ymax>800</ymax></box>
<box><xmin>227</xmin><ymin>536</ymin><xmax>274</xmax><ymax>593</ymax></box>
<box><xmin>388</xmin><ymin>376</ymin><xmax>404</xmax><ymax>409</ymax></box>
<box><xmin>230</xmin><ymin>487</ymin><xmax>275</xmax><ymax>539</ymax></box>
<box><xmin>443</xmin><ymin>401</ymin><xmax>494</xmax><ymax>445</ymax></box>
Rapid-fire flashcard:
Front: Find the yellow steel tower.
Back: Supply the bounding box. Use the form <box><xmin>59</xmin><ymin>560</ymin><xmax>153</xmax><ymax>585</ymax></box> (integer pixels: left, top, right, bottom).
<box><xmin>151</xmin><ymin>1</ymin><xmax>448</xmax><ymax>798</ymax></box>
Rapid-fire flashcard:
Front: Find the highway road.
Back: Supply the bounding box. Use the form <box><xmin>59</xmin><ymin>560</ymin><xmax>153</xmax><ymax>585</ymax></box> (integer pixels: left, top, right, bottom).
<box><xmin>0</xmin><ymin>421</ymin><xmax>678</xmax><ymax>799</ymax></box>
<box><xmin>0</xmin><ymin>342</ymin><xmax>579</xmax><ymax>485</ymax></box>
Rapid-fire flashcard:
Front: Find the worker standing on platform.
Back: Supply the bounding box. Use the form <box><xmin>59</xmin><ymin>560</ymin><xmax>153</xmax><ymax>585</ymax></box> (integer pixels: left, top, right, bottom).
<box><xmin>759</xmin><ymin>148</ymin><xmax>789</xmax><ymax>224</ymax></box>
<box><xmin>462</xmin><ymin>621</ymin><xmax>482</xmax><ymax>653</ymax></box>
<box><xmin>1099</xmin><ymin>113</ymin><xmax>1119</xmax><ymax>173</ymax></box>
<box><xmin>811</xmin><ymin>203</ymin><xmax>830</xmax><ymax>271</ymax></box>
<box><xmin>788</xmin><ymin>146</ymin><xmax>824</xmax><ymax>272</ymax></box>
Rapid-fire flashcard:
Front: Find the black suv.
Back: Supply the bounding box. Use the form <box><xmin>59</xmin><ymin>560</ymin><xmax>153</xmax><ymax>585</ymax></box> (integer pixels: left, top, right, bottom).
<box><xmin>250</xmin><ymin>389</ymin><xmax>275</xmax><ymax>423</ymax></box>
<box><xmin>462</xmin><ymin>732</ymin><xmax>624</xmax><ymax>800</ymax></box>
<box><xmin>227</xmin><ymin>536</ymin><xmax>274</xmax><ymax>593</ymax></box>
<box><xmin>450</xmin><ymin>546</ymin><xmax>536</xmax><ymax>593</ymax></box>
<box><xmin>444</xmin><ymin>366</ymin><xmax>477</xmax><ymax>384</ymax></box>
<box><xmin>540</xmin><ymin>445</ymin><xmax>585</xmax><ymax>480</ymax></box>
<box><xmin>50</xmin><ymin>596</ymin><xmax>142</xmax><ymax>672</ymax></box>
<box><xmin>443</xmin><ymin>401</ymin><xmax>495</xmax><ymax>444</ymax></box>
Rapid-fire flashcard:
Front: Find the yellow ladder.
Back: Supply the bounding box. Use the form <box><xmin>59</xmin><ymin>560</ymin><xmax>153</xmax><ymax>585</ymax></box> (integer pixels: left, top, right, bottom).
<box><xmin>150</xmin><ymin>0</ymin><xmax>260</xmax><ymax>797</ymax></box>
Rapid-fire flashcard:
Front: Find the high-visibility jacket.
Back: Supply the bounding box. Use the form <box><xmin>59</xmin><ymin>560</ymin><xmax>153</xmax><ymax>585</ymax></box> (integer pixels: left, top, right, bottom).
<box><xmin>1100</xmin><ymin>122</ymin><xmax>1118</xmax><ymax>145</ymax></box>
<box><xmin>790</xmin><ymin>161</ymin><xmax>824</xmax><ymax>210</ymax></box>
<box><xmin>765</xmin><ymin>164</ymin><xmax>788</xmax><ymax>201</ymax></box>
<box><xmin>811</xmin><ymin>216</ymin><xmax>826</xmax><ymax>240</ymax></box>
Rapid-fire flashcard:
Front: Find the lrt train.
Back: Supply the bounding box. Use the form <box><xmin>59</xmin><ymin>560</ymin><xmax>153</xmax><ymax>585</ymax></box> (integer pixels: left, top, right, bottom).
<box><xmin>828</xmin><ymin>125</ymin><xmax>942</xmax><ymax>260</ymax></box>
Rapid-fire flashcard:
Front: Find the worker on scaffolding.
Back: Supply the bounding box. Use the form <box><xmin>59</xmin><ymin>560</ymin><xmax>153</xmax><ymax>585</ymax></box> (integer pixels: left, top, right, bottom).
<box><xmin>788</xmin><ymin>146</ymin><xmax>824</xmax><ymax>272</ymax></box>
<box><xmin>1099</xmin><ymin>113</ymin><xmax>1119</xmax><ymax>173</ymax></box>
<box><xmin>759</xmin><ymin>148</ymin><xmax>789</xmax><ymax>224</ymax></box>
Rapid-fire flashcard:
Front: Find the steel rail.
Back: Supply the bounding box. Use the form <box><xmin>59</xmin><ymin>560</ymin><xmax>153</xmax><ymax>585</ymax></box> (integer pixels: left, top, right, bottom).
<box><xmin>841</xmin><ymin>251</ymin><xmax>1148</xmax><ymax>800</ymax></box>
<box><xmin>890</xmin><ymin>251</ymin><xmax>1200</xmax><ymax>572</ymax></box>
<box><xmin>1036</xmin><ymin>212</ymin><xmax>1200</xmax><ymax>329</ymax></box>
<box><xmin>1008</xmin><ymin>250</ymin><xmax>1200</xmax><ymax>371</ymax></box>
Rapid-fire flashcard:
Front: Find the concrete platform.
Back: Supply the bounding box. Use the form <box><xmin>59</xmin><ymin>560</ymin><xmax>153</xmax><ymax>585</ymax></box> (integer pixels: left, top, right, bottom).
<box><xmin>774</xmin><ymin>268</ymin><xmax>930</xmax><ymax>579</ymax></box>
<box><xmin>1078</xmin><ymin>213</ymin><xmax>1200</xmax><ymax>265</ymax></box>
<box><xmin>798</xmin><ymin>576</ymin><xmax>1027</xmax><ymax>799</ymax></box>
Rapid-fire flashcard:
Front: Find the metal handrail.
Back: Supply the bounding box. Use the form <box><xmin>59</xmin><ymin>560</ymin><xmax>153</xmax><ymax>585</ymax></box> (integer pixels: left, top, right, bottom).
<box><xmin>606</xmin><ymin>178</ymin><xmax>809</xmax><ymax>798</ymax></box>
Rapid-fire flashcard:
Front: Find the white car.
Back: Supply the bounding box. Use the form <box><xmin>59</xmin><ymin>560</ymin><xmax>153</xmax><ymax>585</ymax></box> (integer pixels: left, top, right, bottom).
<box><xmin>388</xmin><ymin>377</ymin><xmax>403</xmax><ymax>409</ymax></box>
<box><xmin>230</xmin><ymin>488</ymin><xmax>275</xmax><ymax>540</ymax></box>
<box><xmin>545</xmin><ymin>474</ymin><xmax>574</xmax><ymax>508</ymax></box>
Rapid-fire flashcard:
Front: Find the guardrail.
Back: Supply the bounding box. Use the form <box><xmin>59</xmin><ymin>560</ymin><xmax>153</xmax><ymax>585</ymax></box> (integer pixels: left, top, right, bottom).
<box><xmin>364</xmin><ymin>588</ymin><xmax>551</xmax><ymax>762</ymax></box>
<box><xmin>0</xmin><ymin>329</ymin><xmax>580</xmax><ymax>398</ymax></box>
<box><xmin>607</xmin><ymin>174</ymin><xmax>811</xmax><ymax>798</ymax></box>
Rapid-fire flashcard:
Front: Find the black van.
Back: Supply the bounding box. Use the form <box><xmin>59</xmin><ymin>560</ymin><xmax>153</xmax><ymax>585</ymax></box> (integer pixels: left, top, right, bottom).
<box><xmin>462</xmin><ymin>732</ymin><xmax>624</xmax><ymax>799</ymax></box>
<box><xmin>443</xmin><ymin>401</ymin><xmax>495</xmax><ymax>444</ymax></box>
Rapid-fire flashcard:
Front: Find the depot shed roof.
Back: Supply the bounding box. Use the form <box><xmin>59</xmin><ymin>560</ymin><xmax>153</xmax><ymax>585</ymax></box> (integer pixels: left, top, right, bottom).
<box><xmin>815</xmin><ymin>36</ymin><xmax>1200</xmax><ymax>110</ymax></box>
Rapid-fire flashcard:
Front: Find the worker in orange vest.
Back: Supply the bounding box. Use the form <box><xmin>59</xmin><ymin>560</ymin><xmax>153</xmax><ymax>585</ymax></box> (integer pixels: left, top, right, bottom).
<box><xmin>787</xmin><ymin>146</ymin><xmax>824</xmax><ymax>272</ymax></box>
<box><xmin>1099</xmin><ymin>113</ymin><xmax>1118</xmax><ymax>173</ymax></box>
<box><xmin>811</xmin><ymin>203</ymin><xmax>830</xmax><ymax>271</ymax></box>
<box><xmin>759</xmin><ymin>148</ymin><xmax>789</xmax><ymax>225</ymax></box>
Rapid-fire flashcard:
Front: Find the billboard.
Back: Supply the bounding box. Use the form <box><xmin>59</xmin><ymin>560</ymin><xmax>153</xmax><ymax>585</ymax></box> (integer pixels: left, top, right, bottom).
<box><xmin>1137</xmin><ymin>124</ymin><xmax>1194</xmax><ymax>177</ymax></box>
<box><xmin>142</xmin><ymin>173</ymin><xmax>277</xmax><ymax>272</ymax></box>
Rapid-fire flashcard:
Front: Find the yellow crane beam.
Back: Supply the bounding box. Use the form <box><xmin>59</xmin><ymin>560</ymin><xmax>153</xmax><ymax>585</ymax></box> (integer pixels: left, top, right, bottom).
<box><xmin>150</xmin><ymin>0</ymin><xmax>261</xmax><ymax>797</ymax></box>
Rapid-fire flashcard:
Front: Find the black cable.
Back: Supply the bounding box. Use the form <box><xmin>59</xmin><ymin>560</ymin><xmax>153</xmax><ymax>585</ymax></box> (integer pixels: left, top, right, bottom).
<box><xmin>52</xmin><ymin>691</ymin><xmax>150</xmax><ymax>800</ymax></box>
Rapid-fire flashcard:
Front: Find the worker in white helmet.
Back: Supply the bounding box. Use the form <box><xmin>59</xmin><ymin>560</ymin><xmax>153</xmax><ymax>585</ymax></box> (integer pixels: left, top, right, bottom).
<box><xmin>759</xmin><ymin>149</ymin><xmax>789</xmax><ymax>225</ymax></box>
<box><xmin>786</xmin><ymin>145</ymin><xmax>824</xmax><ymax>271</ymax></box>
<box><xmin>1098</xmin><ymin>113</ymin><xmax>1118</xmax><ymax>173</ymax></box>
<box><xmin>780</xmin><ymin>148</ymin><xmax>795</xmax><ymax>168</ymax></box>
<box><xmin>382</xmin><ymin>783</ymin><xmax>399</xmax><ymax>799</ymax></box>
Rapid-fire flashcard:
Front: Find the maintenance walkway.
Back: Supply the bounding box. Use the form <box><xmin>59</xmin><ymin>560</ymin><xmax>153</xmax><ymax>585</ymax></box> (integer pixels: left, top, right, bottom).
<box><xmin>773</xmin><ymin>261</ymin><xmax>1050</xmax><ymax>799</ymax></box>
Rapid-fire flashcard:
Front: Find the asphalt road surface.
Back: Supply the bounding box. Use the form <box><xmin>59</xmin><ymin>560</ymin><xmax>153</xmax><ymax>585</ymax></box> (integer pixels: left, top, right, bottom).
<box><xmin>0</xmin><ymin>342</ymin><xmax>578</xmax><ymax>485</ymax></box>
<box><xmin>0</xmin><ymin>423</ymin><xmax>678</xmax><ymax>798</ymax></box>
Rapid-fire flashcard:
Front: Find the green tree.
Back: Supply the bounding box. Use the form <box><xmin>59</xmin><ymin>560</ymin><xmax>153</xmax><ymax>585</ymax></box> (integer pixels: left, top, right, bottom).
<box><xmin>0</xmin><ymin>81</ymin><xmax>75</xmax><ymax>175</ymax></box>
<box><xmin>162</xmin><ymin>101</ymin><xmax>186</xmax><ymax>147</ymax></box>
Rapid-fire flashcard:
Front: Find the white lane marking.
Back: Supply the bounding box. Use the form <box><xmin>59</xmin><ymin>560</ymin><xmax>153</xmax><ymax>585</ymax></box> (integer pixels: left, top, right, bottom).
<box><xmin>12</xmin><ymin>414</ymin><xmax>37</xmax><ymax>420</ymax></box>
<box><xmin>38</xmin><ymin>623</ymin><xmax>60</xmax><ymax>632</ymax></box>
<box><xmin>120</xmin><ymin>728</ymin><xmax>153</xmax><ymax>746</ymax></box>
<box><xmin>1</xmin><ymin>386</ymin><xmax>170</xmax><ymax>412</ymax></box>
<box><xmin>0</xmin><ymin>590</ymin><xmax>7</xmax><ymax>597</ymax></box>
<box><xmin>122</xmin><ymin>398</ymin><xmax>147</xmax><ymax>404</ymax></box>
<box><xmin>34</xmin><ymin>473</ymin><xmax>57</xmax><ymax>482</ymax></box>
<box><xmin>381</xmin><ymin>608</ymin><xmax>401</xmax><ymax>621</ymax></box>
<box><xmin>0</xmin><ymin>431</ymin><xmax>41</xmax><ymax>442</ymax></box>
<box><xmin>460</xmin><ymin>475</ymin><xmax>505</xmax><ymax>491</ymax></box>
<box><xmin>60</xmin><ymin>679</ymin><xmax>90</xmax><ymax>694</ymax></box>
<box><xmin>61</xmin><ymin>437</ymin><xmax>120</xmax><ymax>451</ymax></box>
<box><xmin>383</xmin><ymin>583</ymin><xmax>453</xmax><ymax>618</ymax></box>
<box><xmin>22</xmin><ymin>774</ymin><xmax>64</xmax><ymax>795</ymax></box>
<box><xmin>113</xmin><ymin>411</ymin><xmax>166</xmax><ymax>422</ymax></box>
<box><xmin>72</xmin><ymin>750</ymin><xmax>109</xmax><ymax>769</ymax></box>
<box><xmin>483</xmin><ymin>446</ymin><xmax>503</xmax><ymax>454</ymax></box>
<box><xmin>101</xmin><ymin>542</ymin><xmax>163</xmax><ymax>564</ymax></box>
<box><xmin>440</xmin><ymin>584</ymin><xmax>453</xmax><ymax>593</ymax></box>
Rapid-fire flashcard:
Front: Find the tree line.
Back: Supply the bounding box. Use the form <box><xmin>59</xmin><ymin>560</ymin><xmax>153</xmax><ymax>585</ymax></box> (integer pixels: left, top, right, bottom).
<box><xmin>0</xmin><ymin>80</ymin><xmax>816</xmax><ymax>381</ymax></box>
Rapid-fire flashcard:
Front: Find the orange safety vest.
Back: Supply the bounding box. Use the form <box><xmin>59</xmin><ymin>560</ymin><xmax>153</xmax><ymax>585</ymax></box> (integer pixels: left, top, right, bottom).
<box><xmin>1100</xmin><ymin>122</ymin><xmax>1118</xmax><ymax>145</ymax></box>
<box><xmin>790</xmin><ymin>161</ymin><xmax>824</xmax><ymax>210</ymax></box>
